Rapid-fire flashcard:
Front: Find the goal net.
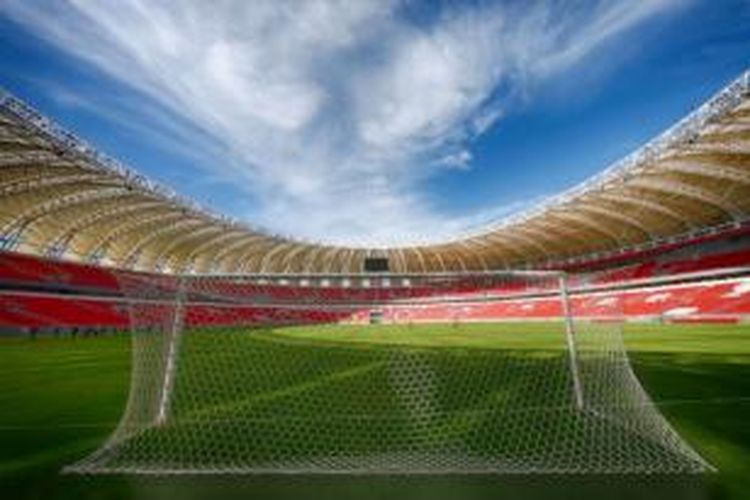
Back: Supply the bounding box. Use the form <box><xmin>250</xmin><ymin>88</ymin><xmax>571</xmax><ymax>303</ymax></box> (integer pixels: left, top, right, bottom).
<box><xmin>65</xmin><ymin>271</ymin><xmax>711</xmax><ymax>474</ymax></box>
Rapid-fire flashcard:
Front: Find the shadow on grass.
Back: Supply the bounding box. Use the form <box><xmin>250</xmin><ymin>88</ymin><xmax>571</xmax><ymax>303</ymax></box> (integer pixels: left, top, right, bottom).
<box><xmin>4</xmin><ymin>468</ymin><xmax>716</xmax><ymax>500</ymax></box>
<box><xmin>630</xmin><ymin>351</ymin><xmax>750</xmax><ymax>500</ymax></box>
<box><xmin>2</xmin><ymin>333</ymin><xmax>747</xmax><ymax>499</ymax></box>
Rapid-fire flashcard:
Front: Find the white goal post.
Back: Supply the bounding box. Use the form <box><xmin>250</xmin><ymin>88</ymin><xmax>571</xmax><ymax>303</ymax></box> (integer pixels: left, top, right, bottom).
<box><xmin>64</xmin><ymin>270</ymin><xmax>712</xmax><ymax>475</ymax></box>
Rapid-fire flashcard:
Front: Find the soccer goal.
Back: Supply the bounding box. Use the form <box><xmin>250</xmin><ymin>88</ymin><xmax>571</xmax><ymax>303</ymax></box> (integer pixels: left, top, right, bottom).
<box><xmin>65</xmin><ymin>270</ymin><xmax>712</xmax><ymax>474</ymax></box>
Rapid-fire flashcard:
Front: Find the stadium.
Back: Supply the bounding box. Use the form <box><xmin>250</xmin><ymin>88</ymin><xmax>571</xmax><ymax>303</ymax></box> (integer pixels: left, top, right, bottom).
<box><xmin>1</xmin><ymin>2</ymin><xmax>750</xmax><ymax>500</ymax></box>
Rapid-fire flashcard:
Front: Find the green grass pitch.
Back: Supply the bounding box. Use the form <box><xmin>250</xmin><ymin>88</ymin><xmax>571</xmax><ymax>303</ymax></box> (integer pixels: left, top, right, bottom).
<box><xmin>1</xmin><ymin>322</ymin><xmax>749</xmax><ymax>499</ymax></box>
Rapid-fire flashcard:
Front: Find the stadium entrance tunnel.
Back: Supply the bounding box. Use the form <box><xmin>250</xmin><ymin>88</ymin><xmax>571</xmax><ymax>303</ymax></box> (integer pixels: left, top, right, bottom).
<box><xmin>64</xmin><ymin>272</ymin><xmax>713</xmax><ymax>475</ymax></box>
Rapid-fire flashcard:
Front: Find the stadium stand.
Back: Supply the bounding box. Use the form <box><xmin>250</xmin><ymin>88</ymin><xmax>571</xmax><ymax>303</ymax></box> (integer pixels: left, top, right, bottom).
<box><xmin>2</xmin><ymin>223</ymin><xmax>750</xmax><ymax>334</ymax></box>
<box><xmin>1</xmin><ymin>70</ymin><xmax>750</xmax><ymax>335</ymax></box>
<box><xmin>0</xmin><ymin>293</ymin><xmax>128</xmax><ymax>333</ymax></box>
<box><xmin>0</xmin><ymin>251</ymin><xmax>120</xmax><ymax>293</ymax></box>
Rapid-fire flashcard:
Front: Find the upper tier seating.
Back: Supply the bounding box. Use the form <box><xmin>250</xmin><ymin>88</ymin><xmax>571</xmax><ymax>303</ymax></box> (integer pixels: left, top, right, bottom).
<box><xmin>591</xmin><ymin>248</ymin><xmax>750</xmax><ymax>285</ymax></box>
<box><xmin>0</xmin><ymin>294</ymin><xmax>128</xmax><ymax>330</ymax></box>
<box><xmin>0</xmin><ymin>251</ymin><xmax>119</xmax><ymax>292</ymax></box>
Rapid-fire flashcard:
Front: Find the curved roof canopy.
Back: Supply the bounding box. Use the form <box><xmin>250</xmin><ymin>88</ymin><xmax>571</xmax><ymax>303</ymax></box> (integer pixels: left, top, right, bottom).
<box><xmin>1</xmin><ymin>70</ymin><xmax>749</xmax><ymax>274</ymax></box>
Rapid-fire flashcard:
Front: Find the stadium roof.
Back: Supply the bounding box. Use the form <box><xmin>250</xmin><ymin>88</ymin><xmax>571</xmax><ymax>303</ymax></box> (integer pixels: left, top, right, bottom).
<box><xmin>1</xmin><ymin>70</ymin><xmax>749</xmax><ymax>274</ymax></box>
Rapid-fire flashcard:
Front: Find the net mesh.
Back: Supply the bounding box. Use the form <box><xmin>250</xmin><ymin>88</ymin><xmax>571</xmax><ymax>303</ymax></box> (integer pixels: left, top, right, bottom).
<box><xmin>65</xmin><ymin>272</ymin><xmax>712</xmax><ymax>474</ymax></box>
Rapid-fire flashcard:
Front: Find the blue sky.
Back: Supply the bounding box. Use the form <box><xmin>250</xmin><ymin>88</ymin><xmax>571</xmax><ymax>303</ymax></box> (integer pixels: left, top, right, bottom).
<box><xmin>1</xmin><ymin>1</ymin><xmax>749</xmax><ymax>246</ymax></box>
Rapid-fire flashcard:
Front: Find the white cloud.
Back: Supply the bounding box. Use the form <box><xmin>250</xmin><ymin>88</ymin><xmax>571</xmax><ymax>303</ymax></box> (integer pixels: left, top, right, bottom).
<box><xmin>356</xmin><ymin>8</ymin><xmax>505</xmax><ymax>152</ymax></box>
<box><xmin>1</xmin><ymin>0</ymin><xmax>682</xmax><ymax>246</ymax></box>
<box><xmin>438</xmin><ymin>150</ymin><xmax>473</xmax><ymax>170</ymax></box>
